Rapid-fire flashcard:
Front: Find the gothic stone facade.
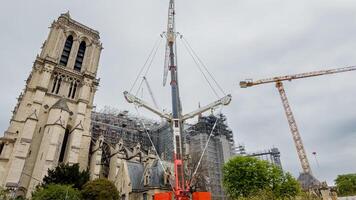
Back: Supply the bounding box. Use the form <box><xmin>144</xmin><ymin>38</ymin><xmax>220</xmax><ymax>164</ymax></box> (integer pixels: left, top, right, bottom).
<box><xmin>0</xmin><ymin>13</ymin><xmax>102</xmax><ymax>197</ymax></box>
<box><xmin>89</xmin><ymin>137</ymin><xmax>173</xmax><ymax>200</ymax></box>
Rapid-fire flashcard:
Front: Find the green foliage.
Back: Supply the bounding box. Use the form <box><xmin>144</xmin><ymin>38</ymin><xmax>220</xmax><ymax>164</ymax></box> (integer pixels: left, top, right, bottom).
<box><xmin>42</xmin><ymin>163</ymin><xmax>89</xmax><ymax>190</ymax></box>
<box><xmin>335</xmin><ymin>173</ymin><xmax>356</xmax><ymax>197</ymax></box>
<box><xmin>81</xmin><ymin>179</ymin><xmax>119</xmax><ymax>200</ymax></box>
<box><xmin>274</xmin><ymin>172</ymin><xmax>301</xmax><ymax>198</ymax></box>
<box><xmin>0</xmin><ymin>187</ymin><xmax>11</xmax><ymax>200</ymax></box>
<box><xmin>238</xmin><ymin>190</ymin><xmax>275</xmax><ymax>200</ymax></box>
<box><xmin>0</xmin><ymin>187</ymin><xmax>25</xmax><ymax>200</ymax></box>
<box><xmin>297</xmin><ymin>192</ymin><xmax>322</xmax><ymax>200</ymax></box>
<box><xmin>237</xmin><ymin>191</ymin><xmax>321</xmax><ymax>200</ymax></box>
<box><xmin>223</xmin><ymin>156</ymin><xmax>301</xmax><ymax>199</ymax></box>
<box><xmin>32</xmin><ymin>184</ymin><xmax>81</xmax><ymax>200</ymax></box>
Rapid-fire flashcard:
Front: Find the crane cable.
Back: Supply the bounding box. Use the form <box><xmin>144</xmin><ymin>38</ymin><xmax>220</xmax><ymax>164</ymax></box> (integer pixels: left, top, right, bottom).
<box><xmin>189</xmin><ymin>105</ymin><xmax>223</xmax><ymax>187</ymax></box>
<box><xmin>181</xmin><ymin>36</ymin><xmax>227</xmax><ymax>96</ymax></box>
<box><xmin>135</xmin><ymin>38</ymin><xmax>163</xmax><ymax>96</ymax></box>
<box><xmin>129</xmin><ymin>36</ymin><xmax>162</xmax><ymax>93</ymax></box>
<box><xmin>133</xmin><ymin>105</ymin><xmax>175</xmax><ymax>192</ymax></box>
<box><xmin>180</xmin><ymin>36</ymin><xmax>220</xmax><ymax>98</ymax></box>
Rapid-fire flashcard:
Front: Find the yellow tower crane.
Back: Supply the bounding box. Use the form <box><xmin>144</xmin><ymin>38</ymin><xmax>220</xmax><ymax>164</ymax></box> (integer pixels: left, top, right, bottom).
<box><xmin>240</xmin><ymin>65</ymin><xmax>356</xmax><ymax>189</ymax></box>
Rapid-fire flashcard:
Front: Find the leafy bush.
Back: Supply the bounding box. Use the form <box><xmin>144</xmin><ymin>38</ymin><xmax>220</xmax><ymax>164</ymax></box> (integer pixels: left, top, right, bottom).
<box><xmin>32</xmin><ymin>184</ymin><xmax>81</xmax><ymax>200</ymax></box>
<box><xmin>335</xmin><ymin>173</ymin><xmax>356</xmax><ymax>197</ymax></box>
<box><xmin>81</xmin><ymin>179</ymin><xmax>119</xmax><ymax>200</ymax></box>
<box><xmin>0</xmin><ymin>187</ymin><xmax>12</xmax><ymax>200</ymax></box>
<box><xmin>42</xmin><ymin>163</ymin><xmax>89</xmax><ymax>190</ymax></box>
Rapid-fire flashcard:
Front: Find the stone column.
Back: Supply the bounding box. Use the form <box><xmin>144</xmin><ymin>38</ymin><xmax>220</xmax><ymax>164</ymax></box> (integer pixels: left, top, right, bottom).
<box><xmin>26</xmin><ymin>99</ymin><xmax>70</xmax><ymax>197</ymax></box>
<box><xmin>82</xmin><ymin>44</ymin><xmax>93</xmax><ymax>72</ymax></box>
<box><xmin>89</xmin><ymin>135</ymin><xmax>103</xmax><ymax>180</ymax></box>
<box><xmin>108</xmin><ymin>141</ymin><xmax>123</xmax><ymax>181</ymax></box>
<box><xmin>4</xmin><ymin>115</ymin><xmax>38</xmax><ymax>188</ymax></box>
<box><xmin>3</xmin><ymin>65</ymin><xmax>52</xmax><ymax>188</ymax></box>
<box><xmin>67</xmin><ymin>39</ymin><xmax>79</xmax><ymax>70</ymax></box>
<box><xmin>65</xmin><ymin>79</ymin><xmax>91</xmax><ymax>165</ymax></box>
<box><xmin>65</xmin><ymin>111</ymin><xmax>85</xmax><ymax>165</ymax></box>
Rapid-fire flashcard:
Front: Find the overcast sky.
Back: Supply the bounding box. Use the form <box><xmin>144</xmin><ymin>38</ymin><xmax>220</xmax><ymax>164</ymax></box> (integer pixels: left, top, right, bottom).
<box><xmin>1</xmin><ymin>0</ymin><xmax>356</xmax><ymax>185</ymax></box>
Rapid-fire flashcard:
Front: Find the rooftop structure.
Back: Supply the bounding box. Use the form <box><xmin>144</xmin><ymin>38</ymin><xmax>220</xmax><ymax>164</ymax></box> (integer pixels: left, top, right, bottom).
<box><xmin>247</xmin><ymin>147</ymin><xmax>283</xmax><ymax>169</ymax></box>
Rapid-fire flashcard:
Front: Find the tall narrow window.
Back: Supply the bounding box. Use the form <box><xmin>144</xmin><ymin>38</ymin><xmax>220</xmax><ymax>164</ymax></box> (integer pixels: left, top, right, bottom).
<box><xmin>59</xmin><ymin>128</ymin><xmax>70</xmax><ymax>163</ymax></box>
<box><xmin>51</xmin><ymin>76</ymin><xmax>58</xmax><ymax>93</ymax></box>
<box><xmin>67</xmin><ymin>81</ymin><xmax>78</xmax><ymax>99</ymax></box>
<box><xmin>0</xmin><ymin>142</ymin><xmax>4</xmax><ymax>156</ymax></box>
<box><xmin>71</xmin><ymin>82</ymin><xmax>77</xmax><ymax>99</ymax></box>
<box><xmin>55</xmin><ymin>77</ymin><xmax>62</xmax><ymax>94</ymax></box>
<box><xmin>74</xmin><ymin>41</ymin><xmax>86</xmax><ymax>72</ymax></box>
<box><xmin>59</xmin><ymin>36</ymin><xmax>73</xmax><ymax>67</ymax></box>
<box><xmin>67</xmin><ymin>81</ymin><xmax>73</xmax><ymax>98</ymax></box>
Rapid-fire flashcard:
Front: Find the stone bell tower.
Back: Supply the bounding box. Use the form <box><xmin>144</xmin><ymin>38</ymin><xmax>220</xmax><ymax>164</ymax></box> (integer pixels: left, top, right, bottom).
<box><xmin>0</xmin><ymin>12</ymin><xmax>102</xmax><ymax>197</ymax></box>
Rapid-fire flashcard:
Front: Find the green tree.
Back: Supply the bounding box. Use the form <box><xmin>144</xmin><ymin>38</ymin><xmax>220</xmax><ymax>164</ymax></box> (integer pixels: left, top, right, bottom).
<box><xmin>0</xmin><ymin>187</ymin><xmax>11</xmax><ymax>200</ymax></box>
<box><xmin>42</xmin><ymin>163</ymin><xmax>89</xmax><ymax>190</ymax></box>
<box><xmin>335</xmin><ymin>173</ymin><xmax>356</xmax><ymax>196</ymax></box>
<box><xmin>223</xmin><ymin>156</ymin><xmax>300</xmax><ymax>199</ymax></box>
<box><xmin>275</xmin><ymin>172</ymin><xmax>301</xmax><ymax>198</ymax></box>
<box><xmin>81</xmin><ymin>179</ymin><xmax>119</xmax><ymax>200</ymax></box>
<box><xmin>0</xmin><ymin>187</ymin><xmax>25</xmax><ymax>200</ymax></box>
<box><xmin>32</xmin><ymin>184</ymin><xmax>81</xmax><ymax>200</ymax></box>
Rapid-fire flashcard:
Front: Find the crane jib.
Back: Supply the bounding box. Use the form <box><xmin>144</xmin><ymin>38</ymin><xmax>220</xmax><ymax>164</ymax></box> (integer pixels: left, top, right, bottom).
<box><xmin>240</xmin><ymin>65</ymin><xmax>356</xmax><ymax>87</ymax></box>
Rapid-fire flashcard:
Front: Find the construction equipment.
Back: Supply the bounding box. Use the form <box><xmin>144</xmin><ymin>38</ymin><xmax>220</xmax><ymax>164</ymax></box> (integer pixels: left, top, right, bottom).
<box><xmin>162</xmin><ymin>0</ymin><xmax>176</xmax><ymax>87</ymax></box>
<box><xmin>143</xmin><ymin>76</ymin><xmax>160</xmax><ymax>109</ymax></box>
<box><xmin>240</xmin><ymin>65</ymin><xmax>356</xmax><ymax>189</ymax></box>
<box><xmin>248</xmin><ymin>148</ymin><xmax>282</xmax><ymax>169</ymax></box>
<box><xmin>124</xmin><ymin>0</ymin><xmax>231</xmax><ymax>199</ymax></box>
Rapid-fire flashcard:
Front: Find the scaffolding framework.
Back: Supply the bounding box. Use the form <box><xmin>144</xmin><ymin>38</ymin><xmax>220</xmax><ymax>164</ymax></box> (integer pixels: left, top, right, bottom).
<box><xmin>91</xmin><ymin>111</ymin><xmax>174</xmax><ymax>168</ymax></box>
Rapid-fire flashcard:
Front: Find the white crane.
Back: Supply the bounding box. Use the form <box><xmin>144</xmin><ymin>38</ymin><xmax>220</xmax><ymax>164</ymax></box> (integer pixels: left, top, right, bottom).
<box><xmin>240</xmin><ymin>65</ymin><xmax>356</xmax><ymax>188</ymax></box>
<box><xmin>125</xmin><ymin>0</ymin><xmax>231</xmax><ymax>198</ymax></box>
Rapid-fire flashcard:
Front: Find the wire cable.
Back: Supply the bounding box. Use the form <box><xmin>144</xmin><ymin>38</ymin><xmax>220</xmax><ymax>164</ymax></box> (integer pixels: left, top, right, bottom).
<box><xmin>179</xmin><ymin>37</ymin><xmax>220</xmax><ymax>98</ymax></box>
<box><xmin>189</xmin><ymin>105</ymin><xmax>223</xmax><ymax>187</ymax></box>
<box><xmin>130</xmin><ymin>36</ymin><xmax>162</xmax><ymax>93</ymax></box>
<box><xmin>182</xmin><ymin>36</ymin><xmax>227</xmax><ymax>96</ymax></box>
<box><xmin>135</xmin><ymin>37</ymin><xmax>163</xmax><ymax>96</ymax></box>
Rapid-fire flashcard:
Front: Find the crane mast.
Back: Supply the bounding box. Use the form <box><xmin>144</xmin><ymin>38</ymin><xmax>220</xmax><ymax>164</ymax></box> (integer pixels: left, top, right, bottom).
<box><xmin>164</xmin><ymin>0</ymin><xmax>188</xmax><ymax>198</ymax></box>
<box><xmin>124</xmin><ymin>0</ymin><xmax>232</xmax><ymax>198</ymax></box>
<box><xmin>276</xmin><ymin>81</ymin><xmax>311</xmax><ymax>174</ymax></box>
<box><xmin>240</xmin><ymin>65</ymin><xmax>356</xmax><ymax>188</ymax></box>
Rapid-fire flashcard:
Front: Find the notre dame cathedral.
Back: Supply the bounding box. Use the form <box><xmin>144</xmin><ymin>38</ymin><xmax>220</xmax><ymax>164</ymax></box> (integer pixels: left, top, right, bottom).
<box><xmin>0</xmin><ymin>13</ymin><xmax>102</xmax><ymax>197</ymax></box>
<box><xmin>0</xmin><ymin>13</ymin><xmax>174</xmax><ymax>200</ymax></box>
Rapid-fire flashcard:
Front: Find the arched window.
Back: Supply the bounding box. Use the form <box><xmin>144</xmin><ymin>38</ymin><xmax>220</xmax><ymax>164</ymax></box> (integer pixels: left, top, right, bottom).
<box><xmin>51</xmin><ymin>76</ymin><xmax>58</xmax><ymax>93</ymax></box>
<box><xmin>55</xmin><ymin>77</ymin><xmax>62</xmax><ymax>94</ymax></box>
<box><xmin>59</xmin><ymin>36</ymin><xmax>73</xmax><ymax>67</ymax></box>
<box><xmin>71</xmin><ymin>82</ymin><xmax>78</xmax><ymax>99</ymax></box>
<box><xmin>0</xmin><ymin>142</ymin><xmax>4</xmax><ymax>156</ymax></box>
<box><xmin>67</xmin><ymin>80</ymin><xmax>78</xmax><ymax>99</ymax></box>
<box><xmin>59</xmin><ymin>128</ymin><xmax>70</xmax><ymax>163</ymax></box>
<box><xmin>74</xmin><ymin>41</ymin><xmax>86</xmax><ymax>72</ymax></box>
<box><xmin>67</xmin><ymin>81</ymin><xmax>73</xmax><ymax>98</ymax></box>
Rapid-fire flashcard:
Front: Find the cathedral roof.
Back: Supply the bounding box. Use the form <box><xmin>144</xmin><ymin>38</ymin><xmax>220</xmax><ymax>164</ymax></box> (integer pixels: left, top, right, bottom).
<box><xmin>126</xmin><ymin>159</ymin><xmax>173</xmax><ymax>191</ymax></box>
<box><xmin>127</xmin><ymin>161</ymin><xmax>144</xmax><ymax>191</ymax></box>
<box><xmin>51</xmin><ymin>98</ymin><xmax>71</xmax><ymax>113</ymax></box>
